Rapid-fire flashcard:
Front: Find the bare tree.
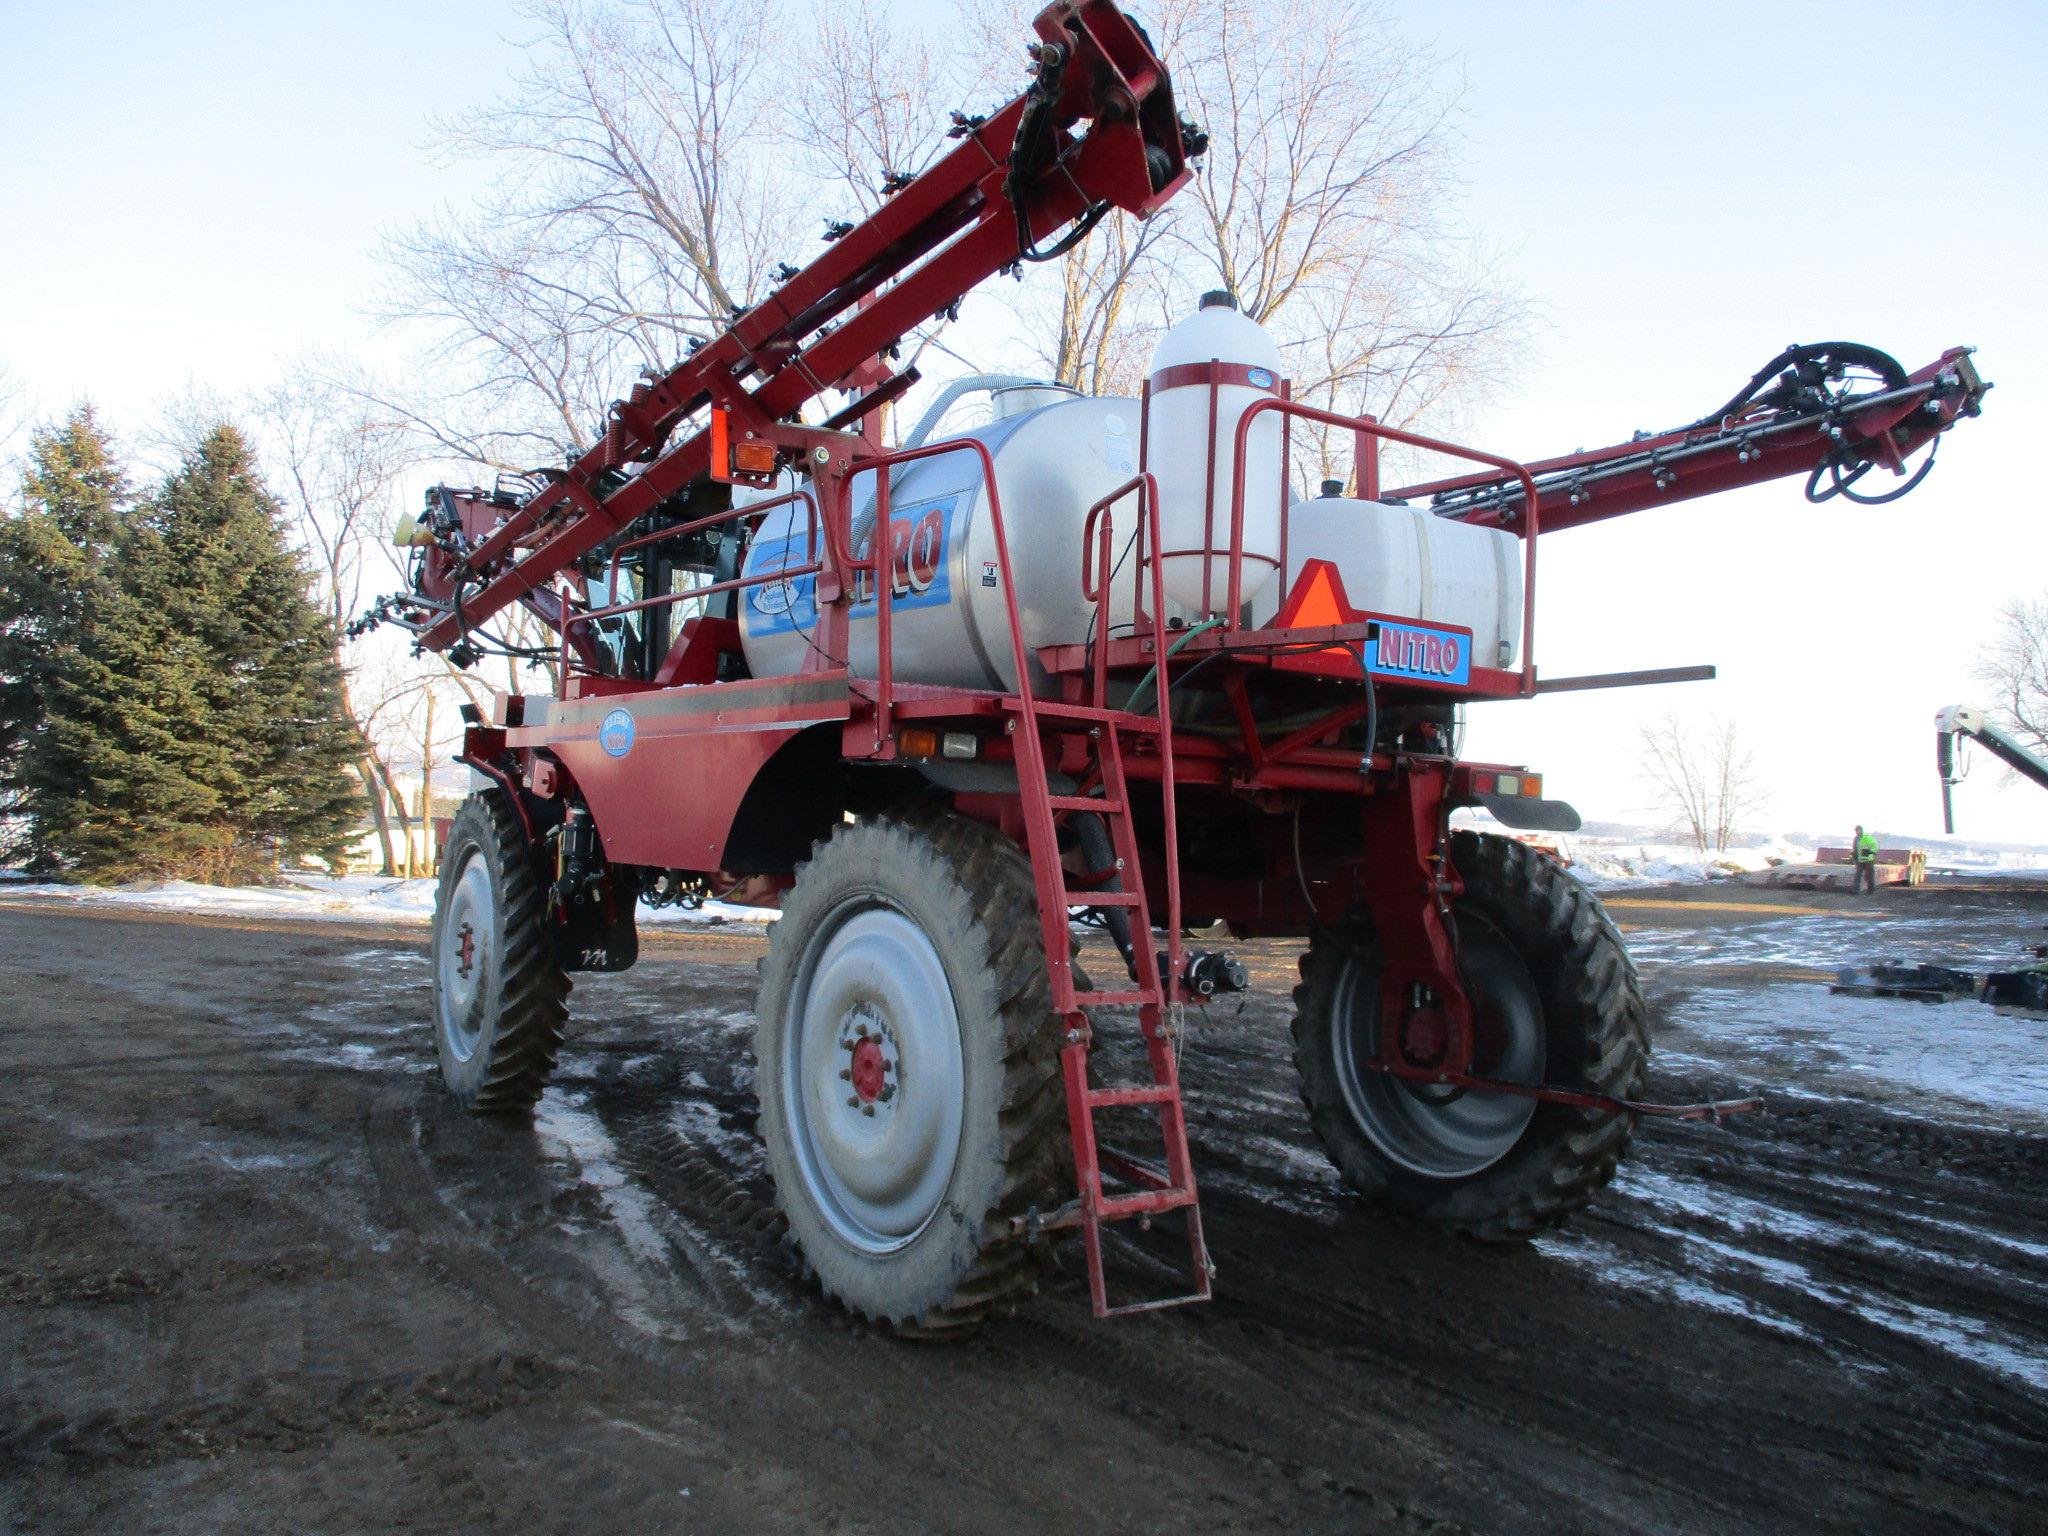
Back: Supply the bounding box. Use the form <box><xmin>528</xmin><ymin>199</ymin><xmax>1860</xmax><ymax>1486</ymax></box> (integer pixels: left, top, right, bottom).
<box><xmin>1975</xmin><ymin>596</ymin><xmax>2048</xmax><ymax>752</ymax></box>
<box><xmin>783</xmin><ymin>8</ymin><xmax>958</xmax><ymax>218</ymax></box>
<box><xmin>246</xmin><ymin>378</ymin><xmax>424</xmax><ymax>874</ymax></box>
<box><xmin>367</xmin><ymin>0</ymin><xmax>810</xmax><ymax>468</ymax></box>
<box><xmin>967</xmin><ymin>0</ymin><xmax>1524</xmax><ymax>461</ymax></box>
<box><xmin>1636</xmin><ymin>711</ymin><xmax>1769</xmax><ymax>854</ymax></box>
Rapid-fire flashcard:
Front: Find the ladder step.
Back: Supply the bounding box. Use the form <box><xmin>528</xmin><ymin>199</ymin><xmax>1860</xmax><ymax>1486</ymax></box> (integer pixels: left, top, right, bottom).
<box><xmin>1073</xmin><ymin>989</ymin><xmax>1157</xmax><ymax>1007</ymax></box>
<box><xmin>1086</xmin><ymin>1085</ymin><xmax>1177</xmax><ymax>1108</ymax></box>
<box><xmin>1066</xmin><ymin>889</ymin><xmax>1140</xmax><ymax>908</ymax></box>
<box><xmin>1099</xmin><ymin>1188</ymin><xmax>1198</xmax><ymax>1221</ymax></box>
<box><xmin>1047</xmin><ymin>794</ymin><xmax>1124</xmax><ymax>814</ymax></box>
<box><xmin>1101</xmin><ymin>1287</ymin><xmax>1211</xmax><ymax>1318</ymax></box>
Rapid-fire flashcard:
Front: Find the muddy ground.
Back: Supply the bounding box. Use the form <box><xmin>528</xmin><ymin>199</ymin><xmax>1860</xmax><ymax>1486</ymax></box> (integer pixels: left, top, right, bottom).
<box><xmin>2</xmin><ymin>882</ymin><xmax>2045</xmax><ymax>1534</ymax></box>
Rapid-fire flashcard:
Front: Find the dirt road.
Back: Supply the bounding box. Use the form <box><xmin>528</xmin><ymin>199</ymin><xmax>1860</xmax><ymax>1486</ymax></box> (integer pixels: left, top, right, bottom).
<box><xmin>3</xmin><ymin>886</ymin><xmax>2045</xmax><ymax>1533</ymax></box>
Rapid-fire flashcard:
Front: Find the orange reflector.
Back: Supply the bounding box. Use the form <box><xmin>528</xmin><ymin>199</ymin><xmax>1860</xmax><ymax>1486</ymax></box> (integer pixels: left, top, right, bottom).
<box><xmin>898</xmin><ymin>727</ymin><xmax>939</xmax><ymax>758</ymax></box>
<box><xmin>708</xmin><ymin>406</ymin><xmax>776</xmax><ymax>480</ymax></box>
<box><xmin>1522</xmin><ymin>774</ymin><xmax>1542</xmax><ymax>798</ymax></box>
<box><xmin>732</xmin><ymin>440</ymin><xmax>778</xmax><ymax>475</ymax></box>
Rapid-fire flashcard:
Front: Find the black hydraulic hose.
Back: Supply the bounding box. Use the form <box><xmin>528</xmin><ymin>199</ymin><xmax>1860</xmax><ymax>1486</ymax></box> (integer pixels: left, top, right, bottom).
<box><xmin>1072</xmin><ymin>810</ymin><xmax>1137</xmax><ymax>977</ymax></box>
<box><xmin>1689</xmin><ymin>341</ymin><xmax>1908</xmax><ymax>430</ymax></box>
<box><xmin>1807</xmin><ymin>434</ymin><xmax>1941</xmax><ymax>506</ymax></box>
<box><xmin>1004</xmin><ymin>41</ymin><xmax>1111</xmax><ymax>265</ymax></box>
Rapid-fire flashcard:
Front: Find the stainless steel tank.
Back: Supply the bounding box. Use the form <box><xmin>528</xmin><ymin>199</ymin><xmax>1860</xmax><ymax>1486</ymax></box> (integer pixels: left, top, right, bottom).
<box><xmin>739</xmin><ymin>396</ymin><xmax>1144</xmax><ymax>692</ymax></box>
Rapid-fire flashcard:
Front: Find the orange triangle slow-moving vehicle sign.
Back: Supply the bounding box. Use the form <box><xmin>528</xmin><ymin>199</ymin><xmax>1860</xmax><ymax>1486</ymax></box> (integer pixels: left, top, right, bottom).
<box><xmin>1272</xmin><ymin>558</ymin><xmax>1353</xmax><ymax>630</ymax></box>
<box><xmin>1272</xmin><ymin>557</ymin><xmax>1479</xmax><ymax>688</ymax></box>
<box><xmin>1271</xmin><ymin>559</ymin><xmax>1362</xmax><ymax>673</ymax></box>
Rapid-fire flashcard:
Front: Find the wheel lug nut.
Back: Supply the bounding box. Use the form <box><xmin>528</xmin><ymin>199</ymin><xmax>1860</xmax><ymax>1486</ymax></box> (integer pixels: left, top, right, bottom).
<box><xmin>847</xmin><ymin>1095</ymin><xmax>861</xmax><ymax>1107</ymax></box>
<box><xmin>839</xmin><ymin>1068</ymin><xmax>851</xmax><ymax>1080</ymax></box>
<box><xmin>860</xmin><ymin>1104</ymin><xmax>876</xmax><ymax>1117</ymax></box>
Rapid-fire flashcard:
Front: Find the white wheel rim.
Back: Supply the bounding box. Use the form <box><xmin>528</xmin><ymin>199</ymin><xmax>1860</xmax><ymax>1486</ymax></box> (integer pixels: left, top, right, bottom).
<box><xmin>437</xmin><ymin>850</ymin><xmax>494</xmax><ymax>1063</ymax></box>
<box><xmin>781</xmin><ymin>898</ymin><xmax>965</xmax><ymax>1254</ymax></box>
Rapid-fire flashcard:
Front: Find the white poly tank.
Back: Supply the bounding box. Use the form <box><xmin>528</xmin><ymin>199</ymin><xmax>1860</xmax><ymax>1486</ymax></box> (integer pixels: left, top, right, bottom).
<box><xmin>738</xmin><ymin>396</ymin><xmax>1145</xmax><ymax>693</ymax></box>
<box><xmin>1143</xmin><ymin>292</ymin><xmax>1287</xmax><ymax>616</ymax></box>
<box><xmin>1285</xmin><ymin>495</ymin><xmax>1526</xmax><ymax>671</ymax></box>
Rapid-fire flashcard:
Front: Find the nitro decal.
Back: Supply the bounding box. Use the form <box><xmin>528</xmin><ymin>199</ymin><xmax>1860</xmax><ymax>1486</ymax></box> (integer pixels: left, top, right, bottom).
<box><xmin>598</xmin><ymin>707</ymin><xmax>635</xmax><ymax>757</ymax></box>
<box><xmin>1367</xmin><ymin>622</ymin><xmax>1470</xmax><ymax>687</ymax></box>
<box><xmin>744</xmin><ymin>494</ymin><xmax>960</xmax><ymax>636</ymax></box>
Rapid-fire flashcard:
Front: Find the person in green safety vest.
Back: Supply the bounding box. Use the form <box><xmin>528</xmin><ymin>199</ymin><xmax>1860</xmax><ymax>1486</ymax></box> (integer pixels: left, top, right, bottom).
<box><xmin>1853</xmin><ymin>824</ymin><xmax>1880</xmax><ymax>894</ymax></box>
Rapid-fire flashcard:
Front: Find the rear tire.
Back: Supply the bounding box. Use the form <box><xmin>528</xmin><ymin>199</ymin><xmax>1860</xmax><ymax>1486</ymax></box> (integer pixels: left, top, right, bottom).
<box><xmin>754</xmin><ymin>808</ymin><xmax>1067</xmax><ymax>1331</ymax></box>
<box><xmin>431</xmin><ymin>792</ymin><xmax>571</xmax><ymax>1114</ymax></box>
<box><xmin>1291</xmin><ymin>830</ymin><xmax>1647</xmax><ymax>1239</ymax></box>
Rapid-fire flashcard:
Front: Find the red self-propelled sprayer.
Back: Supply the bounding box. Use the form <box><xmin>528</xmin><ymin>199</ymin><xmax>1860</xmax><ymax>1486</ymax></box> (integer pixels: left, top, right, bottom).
<box><xmin>356</xmin><ymin>0</ymin><xmax>1988</xmax><ymax>1327</ymax></box>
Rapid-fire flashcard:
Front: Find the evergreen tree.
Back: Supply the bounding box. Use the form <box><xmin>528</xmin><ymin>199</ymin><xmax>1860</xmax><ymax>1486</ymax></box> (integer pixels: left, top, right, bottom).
<box><xmin>0</xmin><ymin>407</ymin><xmax>128</xmax><ymax>864</ymax></box>
<box><xmin>27</xmin><ymin>424</ymin><xmax>361</xmax><ymax>881</ymax></box>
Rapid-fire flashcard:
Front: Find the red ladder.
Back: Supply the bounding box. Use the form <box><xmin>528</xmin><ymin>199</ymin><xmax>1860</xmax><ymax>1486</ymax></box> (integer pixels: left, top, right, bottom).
<box><xmin>1009</xmin><ymin>696</ymin><xmax>1212</xmax><ymax>1317</ymax></box>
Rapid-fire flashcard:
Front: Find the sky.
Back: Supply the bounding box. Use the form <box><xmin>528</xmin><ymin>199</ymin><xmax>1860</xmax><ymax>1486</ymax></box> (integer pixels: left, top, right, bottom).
<box><xmin>3</xmin><ymin>0</ymin><xmax>2045</xmax><ymax>844</ymax></box>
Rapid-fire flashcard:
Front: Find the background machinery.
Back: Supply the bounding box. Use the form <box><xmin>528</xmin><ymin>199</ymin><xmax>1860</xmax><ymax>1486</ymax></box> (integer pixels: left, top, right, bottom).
<box><xmin>1936</xmin><ymin>705</ymin><xmax>2048</xmax><ymax>833</ymax></box>
<box><xmin>361</xmin><ymin>0</ymin><xmax>1990</xmax><ymax>1328</ymax></box>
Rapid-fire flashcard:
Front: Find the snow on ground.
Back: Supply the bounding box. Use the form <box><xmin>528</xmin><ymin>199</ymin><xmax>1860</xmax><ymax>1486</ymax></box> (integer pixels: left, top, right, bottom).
<box><xmin>0</xmin><ymin>872</ymin><xmax>775</xmax><ymax>928</ymax></box>
<box><xmin>1563</xmin><ymin>833</ymin><xmax>1815</xmax><ymax>889</ymax></box>
<box><xmin>1662</xmin><ymin>986</ymin><xmax>2048</xmax><ymax>1129</ymax></box>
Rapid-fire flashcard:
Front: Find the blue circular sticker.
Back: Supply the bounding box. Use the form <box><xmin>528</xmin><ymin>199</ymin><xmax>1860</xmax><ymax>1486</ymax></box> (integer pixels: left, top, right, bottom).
<box><xmin>599</xmin><ymin>707</ymin><xmax>635</xmax><ymax>758</ymax></box>
<box><xmin>1247</xmin><ymin>367</ymin><xmax>1275</xmax><ymax>390</ymax></box>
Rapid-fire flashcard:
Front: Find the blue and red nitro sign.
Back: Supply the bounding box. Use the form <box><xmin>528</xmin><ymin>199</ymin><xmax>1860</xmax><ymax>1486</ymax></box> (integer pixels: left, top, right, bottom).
<box><xmin>1366</xmin><ymin>620</ymin><xmax>1471</xmax><ymax>686</ymax></box>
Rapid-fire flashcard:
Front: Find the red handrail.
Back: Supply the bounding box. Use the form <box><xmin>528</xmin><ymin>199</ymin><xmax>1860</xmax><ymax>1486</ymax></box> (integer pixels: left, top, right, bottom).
<box><xmin>560</xmin><ymin>489</ymin><xmax>820</xmax><ymax>687</ymax></box>
<box><xmin>1226</xmin><ymin>400</ymin><xmax>1543</xmax><ymax>695</ymax></box>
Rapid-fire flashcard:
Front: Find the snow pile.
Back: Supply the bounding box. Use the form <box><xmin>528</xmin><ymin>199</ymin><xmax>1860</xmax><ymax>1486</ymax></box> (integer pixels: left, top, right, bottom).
<box><xmin>0</xmin><ymin>872</ymin><xmax>776</xmax><ymax>928</ymax></box>
<box><xmin>1560</xmin><ymin>834</ymin><xmax>1815</xmax><ymax>890</ymax></box>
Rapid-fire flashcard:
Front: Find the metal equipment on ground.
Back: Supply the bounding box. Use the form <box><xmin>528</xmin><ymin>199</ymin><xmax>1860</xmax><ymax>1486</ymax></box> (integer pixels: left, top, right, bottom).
<box><xmin>358</xmin><ymin>0</ymin><xmax>1989</xmax><ymax>1328</ymax></box>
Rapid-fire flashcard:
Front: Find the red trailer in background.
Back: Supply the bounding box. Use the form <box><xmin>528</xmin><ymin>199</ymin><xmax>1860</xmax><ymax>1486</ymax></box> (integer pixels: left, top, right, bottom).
<box><xmin>357</xmin><ymin>0</ymin><xmax>1988</xmax><ymax>1328</ymax></box>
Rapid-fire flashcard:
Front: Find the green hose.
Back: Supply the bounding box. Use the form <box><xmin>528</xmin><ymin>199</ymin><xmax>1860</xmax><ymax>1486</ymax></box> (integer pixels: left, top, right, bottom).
<box><xmin>1128</xmin><ymin>616</ymin><xmax>1225</xmax><ymax>712</ymax></box>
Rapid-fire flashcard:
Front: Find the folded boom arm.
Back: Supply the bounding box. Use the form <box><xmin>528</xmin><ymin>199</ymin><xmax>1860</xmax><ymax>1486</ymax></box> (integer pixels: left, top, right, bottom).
<box><xmin>399</xmin><ymin>0</ymin><xmax>1193</xmax><ymax>658</ymax></box>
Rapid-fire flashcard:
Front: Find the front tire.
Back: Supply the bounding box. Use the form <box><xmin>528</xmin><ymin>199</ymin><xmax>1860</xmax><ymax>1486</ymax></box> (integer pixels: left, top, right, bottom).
<box><xmin>754</xmin><ymin>808</ymin><xmax>1067</xmax><ymax>1331</ymax></box>
<box><xmin>1292</xmin><ymin>830</ymin><xmax>1647</xmax><ymax>1239</ymax></box>
<box><xmin>431</xmin><ymin>792</ymin><xmax>571</xmax><ymax>1114</ymax></box>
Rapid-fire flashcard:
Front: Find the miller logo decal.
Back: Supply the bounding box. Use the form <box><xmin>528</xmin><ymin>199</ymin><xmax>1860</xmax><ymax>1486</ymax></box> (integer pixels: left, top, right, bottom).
<box><xmin>742</xmin><ymin>493</ymin><xmax>960</xmax><ymax>637</ymax></box>
<box><xmin>599</xmin><ymin>707</ymin><xmax>635</xmax><ymax>758</ymax></box>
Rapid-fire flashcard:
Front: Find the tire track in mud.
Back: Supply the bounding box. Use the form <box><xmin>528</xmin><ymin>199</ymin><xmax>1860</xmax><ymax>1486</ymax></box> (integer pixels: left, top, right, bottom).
<box><xmin>363</xmin><ymin>1076</ymin><xmax>766</xmax><ymax>1354</ymax></box>
<box><xmin>583</xmin><ymin>1021</ymin><xmax>1740</xmax><ymax>1532</ymax></box>
<box><xmin>1193</xmin><ymin>1206</ymin><xmax>1791</xmax><ymax>1533</ymax></box>
<box><xmin>362</xmin><ymin>1077</ymin><xmax>1040</xmax><ymax>1532</ymax></box>
<box><xmin>967</xmin><ymin>1005</ymin><xmax>1787</xmax><ymax>1530</ymax></box>
<box><xmin>380</xmin><ymin>1059</ymin><xmax>1210</xmax><ymax>1533</ymax></box>
<box><xmin>1107</xmin><ymin>1005</ymin><xmax>2047</xmax><ymax>1531</ymax></box>
<box><xmin>581</xmin><ymin>1052</ymin><xmax>1469</xmax><ymax>1529</ymax></box>
<box><xmin>1</xmin><ymin>1353</ymin><xmax>569</xmax><ymax>1474</ymax></box>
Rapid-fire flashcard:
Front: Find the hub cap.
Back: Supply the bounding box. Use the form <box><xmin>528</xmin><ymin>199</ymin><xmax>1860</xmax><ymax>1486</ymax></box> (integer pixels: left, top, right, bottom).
<box><xmin>781</xmin><ymin>900</ymin><xmax>963</xmax><ymax>1255</ymax></box>
<box><xmin>437</xmin><ymin>850</ymin><xmax>494</xmax><ymax>1063</ymax></box>
<box><xmin>1331</xmin><ymin>917</ymin><xmax>1544</xmax><ymax>1178</ymax></box>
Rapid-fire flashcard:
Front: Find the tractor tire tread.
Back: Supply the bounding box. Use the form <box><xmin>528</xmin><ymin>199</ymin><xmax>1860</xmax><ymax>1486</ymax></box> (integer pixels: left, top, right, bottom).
<box><xmin>755</xmin><ymin>806</ymin><xmax>1066</xmax><ymax>1335</ymax></box>
<box><xmin>437</xmin><ymin>792</ymin><xmax>571</xmax><ymax>1115</ymax></box>
<box><xmin>1290</xmin><ymin>829</ymin><xmax>1647</xmax><ymax>1241</ymax></box>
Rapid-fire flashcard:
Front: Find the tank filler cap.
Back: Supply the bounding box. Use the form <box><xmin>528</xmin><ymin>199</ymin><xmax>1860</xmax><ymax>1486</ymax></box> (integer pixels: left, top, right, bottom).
<box><xmin>1197</xmin><ymin>289</ymin><xmax>1238</xmax><ymax>311</ymax></box>
<box><xmin>1319</xmin><ymin>479</ymin><xmax>1345</xmax><ymax>498</ymax></box>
